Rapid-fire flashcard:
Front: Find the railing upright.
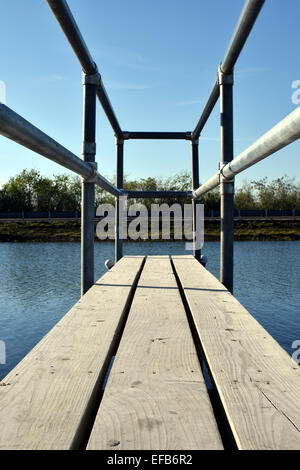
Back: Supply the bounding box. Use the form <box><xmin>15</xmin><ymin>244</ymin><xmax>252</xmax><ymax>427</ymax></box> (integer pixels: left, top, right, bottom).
<box><xmin>191</xmin><ymin>139</ymin><xmax>201</xmax><ymax>261</ymax></box>
<box><xmin>218</xmin><ymin>67</ymin><xmax>235</xmax><ymax>293</ymax></box>
<box><xmin>115</xmin><ymin>138</ymin><xmax>124</xmax><ymax>263</ymax></box>
<box><xmin>81</xmin><ymin>71</ymin><xmax>99</xmax><ymax>296</ymax></box>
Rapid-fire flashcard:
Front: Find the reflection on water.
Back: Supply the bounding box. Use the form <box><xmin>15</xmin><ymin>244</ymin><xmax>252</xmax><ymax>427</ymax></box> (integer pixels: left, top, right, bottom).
<box><xmin>0</xmin><ymin>240</ymin><xmax>299</xmax><ymax>379</ymax></box>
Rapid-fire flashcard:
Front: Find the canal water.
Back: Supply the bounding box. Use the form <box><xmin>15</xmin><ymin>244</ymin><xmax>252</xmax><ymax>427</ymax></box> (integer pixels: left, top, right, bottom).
<box><xmin>0</xmin><ymin>240</ymin><xmax>299</xmax><ymax>380</ymax></box>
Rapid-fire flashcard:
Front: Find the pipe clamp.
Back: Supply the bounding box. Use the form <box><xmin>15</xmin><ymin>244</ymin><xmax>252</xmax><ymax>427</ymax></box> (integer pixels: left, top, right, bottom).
<box><xmin>217</xmin><ymin>65</ymin><xmax>234</xmax><ymax>85</ymax></box>
<box><xmin>83</xmin><ymin>162</ymin><xmax>98</xmax><ymax>183</ymax></box>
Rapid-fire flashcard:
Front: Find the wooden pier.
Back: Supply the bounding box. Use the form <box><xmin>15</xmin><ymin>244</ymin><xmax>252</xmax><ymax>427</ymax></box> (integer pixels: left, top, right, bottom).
<box><xmin>1</xmin><ymin>0</ymin><xmax>300</xmax><ymax>453</ymax></box>
<box><xmin>0</xmin><ymin>255</ymin><xmax>299</xmax><ymax>450</ymax></box>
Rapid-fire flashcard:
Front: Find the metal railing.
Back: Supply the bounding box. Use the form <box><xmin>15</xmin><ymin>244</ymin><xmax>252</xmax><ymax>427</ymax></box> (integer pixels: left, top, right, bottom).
<box><xmin>0</xmin><ymin>0</ymin><xmax>299</xmax><ymax>295</ymax></box>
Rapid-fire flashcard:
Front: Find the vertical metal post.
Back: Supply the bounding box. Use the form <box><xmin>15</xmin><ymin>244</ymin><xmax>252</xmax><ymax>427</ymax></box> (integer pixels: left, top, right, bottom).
<box><xmin>191</xmin><ymin>139</ymin><xmax>201</xmax><ymax>261</ymax></box>
<box><xmin>218</xmin><ymin>66</ymin><xmax>234</xmax><ymax>293</ymax></box>
<box><xmin>81</xmin><ymin>70</ymin><xmax>99</xmax><ymax>296</ymax></box>
<box><xmin>115</xmin><ymin>138</ymin><xmax>124</xmax><ymax>263</ymax></box>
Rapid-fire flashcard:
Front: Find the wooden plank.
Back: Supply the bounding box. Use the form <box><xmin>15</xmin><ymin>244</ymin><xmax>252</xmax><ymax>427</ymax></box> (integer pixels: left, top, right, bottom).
<box><xmin>0</xmin><ymin>256</ymin><xmax>144</xmax><ymax>450</ymax></box>
<box><xmin>172</xmin><ymin>255</ymin><xmax>300</xmax><ymax>450</ymax></box>
<box><xmin>87</xmin><ymin>256</ymin><xmax>223</xmax><ymax>450</ymax></box>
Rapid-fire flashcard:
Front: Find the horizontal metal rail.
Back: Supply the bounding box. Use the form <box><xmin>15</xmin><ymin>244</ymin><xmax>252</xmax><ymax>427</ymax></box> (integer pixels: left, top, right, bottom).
<box><xmin>46</xmin><ymin>0</ymin><xmax>122</xmax><ymax>138</ymax></box>
<box><xmin>0</xmin><ymin>103</ymin><xmax>121</xmax><ymax>197</ymax></box>
<box><xmin>123</xmin><ymin>132</ymin><xmax>192</xmax><ymax>140</ymax></box>
<box><xmin>221</xmin><ymin>0</ymin><xmax>265</xmax><ymax>74</ymax></box>
<box><xmin>192</xmin><ymin>0</ymin><xmax>265</xmax><ymax>140</ymax></box>
<box><xmin>96</xmin><ymin>85</ymin><xmax>122</xmax><ymax>138</ymax></box>
<box><xmin>93</xmin><ymin>174</ymin><xmax>121</xmax><ymax>197</ymax></box>
<box><xmin>192</xmin><ymin>81</ymin><xmax>219</xmax><ymax>142</ymax></box>
<box><xmin>193</xmin><ymin>106</ymin><xmax>300</xmax><ymax>199</ymax></box>
<box><xmin>123</xmin><ymin>190</ymin><xmax>193</xmax><ymax>199</ymax></box>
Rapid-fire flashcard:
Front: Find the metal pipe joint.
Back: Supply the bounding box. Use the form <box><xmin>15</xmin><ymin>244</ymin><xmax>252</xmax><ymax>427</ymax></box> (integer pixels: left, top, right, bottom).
<box><xmin>82</xmin><ymin>162</ymin><xmax>98</xmax><ymax>182</ymax></box>
<box><xmin>82</xmin><ymin>70</ymin><xmax>101</xmax><ymax>86</ymax></box>
<box><xmin>218</xmin><ymin>65</ymin><xmax>234</xmax><ymax>86</ymax></box>
<box><xmin>218</xmin><ymin>162</ymin><xmax>234</xmax><ymax>184</ymax></box>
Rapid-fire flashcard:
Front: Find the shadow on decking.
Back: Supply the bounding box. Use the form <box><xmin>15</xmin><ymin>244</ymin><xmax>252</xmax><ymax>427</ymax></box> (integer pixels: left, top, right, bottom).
<box><xmin>96</xmin><ymin>282</ymin><xmax>226</xmax><ymax>292</ymax></box>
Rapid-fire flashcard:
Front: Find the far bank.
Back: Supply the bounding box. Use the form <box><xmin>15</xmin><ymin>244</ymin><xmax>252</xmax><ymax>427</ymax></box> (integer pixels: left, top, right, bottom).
<box><xmin>0</xmin><ymin>219</ymin><xmax>299</xmax><ymax>242</ymax></box>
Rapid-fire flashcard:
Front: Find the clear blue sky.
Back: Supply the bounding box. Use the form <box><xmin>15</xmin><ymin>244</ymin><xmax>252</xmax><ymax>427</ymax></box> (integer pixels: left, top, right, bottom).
<box><xmin>1</xmin><ymin>0</ymin><xmax>299</xmax><ymax>188</ymax></box>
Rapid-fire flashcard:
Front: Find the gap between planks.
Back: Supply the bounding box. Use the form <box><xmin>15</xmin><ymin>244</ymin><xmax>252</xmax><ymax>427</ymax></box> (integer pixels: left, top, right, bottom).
<box><xmin>0</xmin><ymin>256</ymin><xmax>144</xmax><ymax>450</ymax></box>
<box><xmin>87</xmin><ymin>255</ymin><xmax>223</xmax><ymax>450</ymax></box>
<box><xmin>172</xmin><ymin>255</ymin><xmax>300</xmax><ymax>450</ymax></box>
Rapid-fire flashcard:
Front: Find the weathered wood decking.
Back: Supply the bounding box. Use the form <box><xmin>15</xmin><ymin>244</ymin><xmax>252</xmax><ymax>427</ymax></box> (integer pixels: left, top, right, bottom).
<box><xmin>87</xmin><ymin>256</ymin><xmax>222</xmax><ymax>450</ymax></box>
<box><xmin>0</xmin><ymin>255</ymin><xmax>300</xmax><ymax>450</ymax></box>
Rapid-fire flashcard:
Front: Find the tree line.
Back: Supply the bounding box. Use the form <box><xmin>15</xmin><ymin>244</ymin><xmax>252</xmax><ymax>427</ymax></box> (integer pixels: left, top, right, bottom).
<box><xmin>0</xmin><ymin>169</ymin><xmax>299</xmax><ymax>212</ymax></box>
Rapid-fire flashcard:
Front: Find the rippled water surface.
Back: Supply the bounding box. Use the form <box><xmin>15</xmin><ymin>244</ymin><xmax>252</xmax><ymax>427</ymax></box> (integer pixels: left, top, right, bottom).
<box><xmin>0</xmin><ymin>241</ymin><xmax>299</xmax><ymax>379</ymax></box>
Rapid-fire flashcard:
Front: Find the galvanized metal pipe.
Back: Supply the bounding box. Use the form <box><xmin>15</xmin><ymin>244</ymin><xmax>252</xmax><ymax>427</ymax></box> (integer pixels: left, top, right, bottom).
<box><xmin>123</xmin><ymin>131</ymin><xmax>192</xmax><ymax>140</ymax></box>
<box><xmin>191</xmin><ymin>140</ymin><xmax>201</xmax><ymax>261</ymax></box>
<box><xmin>93</xmin><ymin>173</ymin><xmax>121</xmax><ymax>197</ymax></box>
<box><xmin>115</xmin><ymin>139</ymin><xmax>124</xmax><ymax>263</ymax></box>
<box><xmin>81</xmin><ymin>178</ymin><xmax>95</xmax><ymax>295</ymax></box>
<box><xmin>193</xmin><ymin>173</ymin><xmax>219</xmax><ymax>199</ymax></box>
<box><xmin>46</xmin><ymin>0</ymin><xmax>96</xmax><ymax>74</ymax></box>
<box><xmin>192</xmin><ymin>81</ymin><xmax>219</xmax><ymax>141</ymax></box>
<box><xmin>193</xmin><ymin>105</ymin><xmax>300</xmax><ymax>199</ymax></box>
<box><xmin>47</xmin><ymin>0</ymin><xmax>122</xmax><ymax>137</ymax></box>
<box><xmin>0</xmin><ymin>103</ymin><xmax>121</xmax><ymax>197</ymax></box>
<box><xmin>81</xmin><ymin>73</ymin><xmax>98</xmax><ymax>296</ymax></box>
<box><xmin>192</xmin><ymin>0</ymin><xmax>265</xmax><ymax>140</ymax></box>
<box><xmin>96</xmin><ymin>84</ymin><xmax>122</xmax><ymax>138</ymax></box>
<box><xmin>219</xmin><ymin>69</ymin><xmax>234</xmax><ymax>293</ymax></box>
<box><xmin>124</xmin><ymin>190</ymin><xmax>193</xmax><ymax>199</ymax></box>
<box><xmin>0</xmin><ymin>103</ymin><xmax>92</xmax><ymax>176</ymax></box>
<box><xmin>221</xmin><ymin>0</ymin><xmax>265</xmax><ymax>74</ymax></box>
<box><xmin>222</xmin><ymin>105</ymin><xmax>300</xmax><ymax>180</ymax></box>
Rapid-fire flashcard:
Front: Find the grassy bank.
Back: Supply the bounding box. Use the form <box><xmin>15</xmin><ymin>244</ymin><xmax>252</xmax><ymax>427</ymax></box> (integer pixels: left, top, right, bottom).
<box><xmin>0</xmin><ymin>219</ymin><xmax>299</xmax><ymax>242</ymax></box>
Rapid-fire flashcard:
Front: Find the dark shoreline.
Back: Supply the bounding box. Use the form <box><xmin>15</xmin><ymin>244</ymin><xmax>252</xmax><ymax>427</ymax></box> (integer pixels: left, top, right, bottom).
<box><xmin>0</xmin><ymin>220</ymin><xmax>299</xmax><ymax>242</ymax></box>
